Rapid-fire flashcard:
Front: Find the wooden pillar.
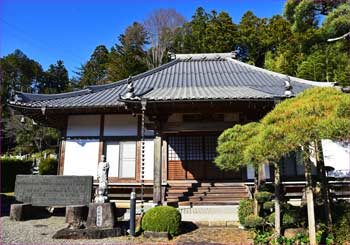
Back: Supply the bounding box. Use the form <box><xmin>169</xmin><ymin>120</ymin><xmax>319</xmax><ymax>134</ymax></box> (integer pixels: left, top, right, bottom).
<box><xmin>58</xmin><ymin>118</ymin><xmax>68</xmax><ymax>175</ymax></box>
<box><xmin>153</xmin><ymin>134</ymin><xmax>162</xmax><ymax>204</ymax></box>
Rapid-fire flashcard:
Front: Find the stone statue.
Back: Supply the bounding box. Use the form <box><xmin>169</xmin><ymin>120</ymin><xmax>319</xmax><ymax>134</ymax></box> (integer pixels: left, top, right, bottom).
<box><xmin>95</xmin><ymin>155</ymin><xmax>109</xmax><ymax>203</ymax></box>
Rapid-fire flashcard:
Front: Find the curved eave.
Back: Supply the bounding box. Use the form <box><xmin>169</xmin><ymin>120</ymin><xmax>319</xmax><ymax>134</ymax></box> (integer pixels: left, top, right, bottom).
<box><xmin>227</xmin><ymin>58</ymin><xmax>335</xmax><ymax>87</ymax></box>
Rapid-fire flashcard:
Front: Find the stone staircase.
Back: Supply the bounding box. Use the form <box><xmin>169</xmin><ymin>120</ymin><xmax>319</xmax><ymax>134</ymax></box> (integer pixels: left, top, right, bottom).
<box><xmin>166</xmin><ymin>182</ymin><xmax>250</xmax><ymax>206</ymax></box>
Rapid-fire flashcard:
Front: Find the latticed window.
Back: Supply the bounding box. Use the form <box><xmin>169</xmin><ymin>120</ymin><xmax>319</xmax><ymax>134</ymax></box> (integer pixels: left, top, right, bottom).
<box><xmin>186</xmin><ymin>136</ymin><xmax>203</xmax><ymax>160</ymax></box>
<box><xmin>168</xmin><ymin>135</ymin><xmax>218</xmax><ymax>161</ymax></box>
<box><xmin>204</xmin><ymin>135</ymin><xmax>217</xmax><ymax>160</ymax></box>
<box><xmin>168</xmin><ymin>136</ymin><xmax>185</xmax><ymax>161</ymax></box>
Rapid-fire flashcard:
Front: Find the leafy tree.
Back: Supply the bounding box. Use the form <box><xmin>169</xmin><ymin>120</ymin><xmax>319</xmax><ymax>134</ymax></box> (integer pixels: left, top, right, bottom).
<box><xmin>0</xmin><ymin>50</ymin><xmax>43</xmax><ymax>112</ymax></box>
<box><xmin>257</xmin><ymin>88</ymin><xmax>348</xmax><ymax>243</ymax></box>
<box><xmin>108</xmin><ymin>22</ymin><xmax>149</xmax><ymax>81</ymax></box>
<box><xmin>77</xmin><ymin>45</ymin><xmax>109</xmax><ymax>87</ymax></box>
<box><xmin>40</xmin><ymin>60</ymin><xmax>69</xmax><ymax>93</ymax></box>
<box><xmin>296</xmin><ymin>43</ymin><xmax>350</xmax><ymax>85</ymax></box>
<box><xmin>215</xmin><ymin>122</ymin><xmax>266</xmax><ymax>217</ymax></box>
<box><xmin>2</xmin><ymin>115</ymin><xmax>59</xmax><ymax>154</ymax></box>
<box><xmin>190</xmin><ymin>7</ymin><xmax>210</xmax><ymax>53</ymax></box>
<box><xmin>237</xmin><ymin>11</ymin><xmax>268</xmax><ymax>66</ymax></box>
<box><xmin>284</xmin><ymin>0</ymin><xmax>347</xmax><ymax>33</ymax></box>
<box><xmin>0</xmin><ymin>50</ymin><xmax>44</xmax><ymax>154</ymax></box>
<box><xmin>322</xmin><ymin>3</ymin><xmax>350</xmax><ymax>39</ymax></box>
<box><xmin>205</xmin><ymin>11</ymin><xmax>238</xmax><ymax>52</ymax></box>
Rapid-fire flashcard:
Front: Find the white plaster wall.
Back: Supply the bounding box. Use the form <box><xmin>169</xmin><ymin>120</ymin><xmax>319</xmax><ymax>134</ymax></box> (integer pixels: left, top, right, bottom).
<box><xmin>144</xmin><ymin>139</ymin><xmax>154</xmax><ymax>180</ymax></box>
<box><xmin>322</xmin><ymin>139</ymin><xmax>350</xmax><ymax>177</ymax></box>
<box><xmin>246</xmin><ymin>164</ymin><xmax>270</xmax><ymax>180</ymax></box>
<box><xmin>67</xmin><ymin>115</ymin><xmax>100</xmax><ymax>136</ymax></box>
<box><xmin>106</xmin><ymin>142</ymin><xmax>119</xmax><ymax>177</ymax></box>
<box><xmin>63</xmin><ymin>139</ymin><xmax>99</xmax><ymax>178</ymax></box>
<box><xmin>104</xmin><ymin>115</ymin><xmax>138</xmax><ymax>136</ymax></box>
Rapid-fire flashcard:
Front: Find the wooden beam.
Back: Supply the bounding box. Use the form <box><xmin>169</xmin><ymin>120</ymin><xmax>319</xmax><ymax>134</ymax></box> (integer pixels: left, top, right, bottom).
<box><xmin>98</xmin><ymin>115</ymin><xmax>105</xmax><ymax>162</ymax></box>
<box><xmin>153</xmin><ymin>135</ymin><xmax>162</xmax><ymax>204</ymax></box>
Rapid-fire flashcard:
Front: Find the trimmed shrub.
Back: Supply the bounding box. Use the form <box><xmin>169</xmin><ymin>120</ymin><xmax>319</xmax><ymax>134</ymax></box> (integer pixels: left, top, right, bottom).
<box><xmin>244</xmin><ymin>214</ymin><xmax>265</xmax><ymax>228</ymax></box>
<box><xmin>141</xmin><ymin>206</ymin><xmax>181</xmax><ymax>237</ymax></box>
<box><xmin>255</xmin><ymin>191</ymin><xmax>272</xmax><ymax>203</ymax></box>
<box><xmin>39</xmin><ymin>158</ymin><xmax>58</xmax><ymax>175</ymax></box>
<box><xmin>263</xmin><ymin>201</ymin><xmax>274</xmax><ymax>210</ymax></box>
<box><xmin>1</xmin><ymin>158</ymin><xmax>32</xmax><ymax>192</ymax></box>
<box><xmin>238</xmin><ymin>199</ymin><xmax>254</xmax><ymax>226</ymax></box>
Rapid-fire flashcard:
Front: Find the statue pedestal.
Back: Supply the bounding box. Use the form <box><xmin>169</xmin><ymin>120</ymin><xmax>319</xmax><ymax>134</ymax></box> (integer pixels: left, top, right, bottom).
<box><xmin>86</xmin><ymin>203</ymin><xmax>116</xmax><ymax>228</ymax></box>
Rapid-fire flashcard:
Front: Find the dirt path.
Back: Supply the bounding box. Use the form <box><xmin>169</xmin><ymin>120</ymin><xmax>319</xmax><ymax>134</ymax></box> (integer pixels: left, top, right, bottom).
<box><xmin>1</xmin><ymin>215</ymin><xmax>253</xmax><ymax>245</ymax></box>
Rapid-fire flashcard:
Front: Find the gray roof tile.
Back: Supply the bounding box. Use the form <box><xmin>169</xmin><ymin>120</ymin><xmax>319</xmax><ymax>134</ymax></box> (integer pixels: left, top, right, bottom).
<box><xmin>10</xmin><ymin>53</ymin><xmax>334</xmax><ymax>109</ymax></box>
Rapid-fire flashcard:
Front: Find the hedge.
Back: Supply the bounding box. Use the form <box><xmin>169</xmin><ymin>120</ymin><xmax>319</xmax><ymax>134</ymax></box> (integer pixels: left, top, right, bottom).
<box><xmin>1</xmin><ymin>158</ymin><xmax>32</xmax><ymax>192</ymax></box>
<box><xmin>39</xmin><ymin>158</ymin><xmax>58</xmax><ymax>175</ymax></box>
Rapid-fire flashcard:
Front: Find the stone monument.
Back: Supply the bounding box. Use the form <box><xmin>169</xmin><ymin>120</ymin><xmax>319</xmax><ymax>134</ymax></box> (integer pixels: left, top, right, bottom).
<box><xmin>54</xmin><ymin>156</ymin><xmax>122</xmax><ymax>239</ymax></box>
<box><xmin>86</xmin><ymin>155</ymin><xmax>116</xmax><ymax>228</ymax></box>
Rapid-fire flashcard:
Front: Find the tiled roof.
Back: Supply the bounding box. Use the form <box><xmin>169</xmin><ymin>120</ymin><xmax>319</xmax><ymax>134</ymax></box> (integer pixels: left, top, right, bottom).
<box><xmin>9</xmin><ymin>53</ymin><xmax>334</xmax><ymax>109</ymax></box>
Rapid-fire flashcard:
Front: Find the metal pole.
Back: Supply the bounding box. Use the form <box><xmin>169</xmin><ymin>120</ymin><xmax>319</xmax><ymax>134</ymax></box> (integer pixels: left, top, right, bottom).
<box><xmin>129</xmin><ymin>188</ymin><xmax>136</xmax><ymax>237</ymax></box>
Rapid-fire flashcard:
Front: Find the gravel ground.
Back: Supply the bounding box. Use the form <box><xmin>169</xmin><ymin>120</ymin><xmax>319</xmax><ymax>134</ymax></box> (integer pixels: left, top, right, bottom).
<box><xmin>0</xmin><ymin>216</ymin><xmax>253</xmax><ymax>245</ymax></box>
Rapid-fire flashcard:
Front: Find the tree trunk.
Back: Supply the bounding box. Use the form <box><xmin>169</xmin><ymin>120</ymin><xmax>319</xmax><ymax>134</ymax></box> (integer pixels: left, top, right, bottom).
<box><xmin>253</xmin><ymin>167</ymin><xmax>260</xmax><ymax>216</ymax></box>
<box><xmin>304</xmin><ymin>149</ymin><xmax>317</xmax><ymax>245</ymax></box>
<box><xmin>315</xmin><ymin>140</ymin><xmax>332</xmax><ymax>228</ymax></box>
<box><xmin>274</xmin><ymin>163</ymin><xmax>281</xmax><ymax>239</ymax></box>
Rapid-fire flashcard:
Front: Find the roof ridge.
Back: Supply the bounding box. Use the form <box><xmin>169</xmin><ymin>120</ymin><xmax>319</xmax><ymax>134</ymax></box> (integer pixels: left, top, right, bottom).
<box><xmin>175</xmin><ymin>52</ymin><xmax>235</xmax><ymax>60</ymax></box>
<box><xmin>88</xmin><ymin>59</ymin><xmax>180</xmax><ymax>92</ymax></box>
<box><xmin>226</xmin><ymin>57</ymin><xmax>335</xmax><ymax>87</ymax></box>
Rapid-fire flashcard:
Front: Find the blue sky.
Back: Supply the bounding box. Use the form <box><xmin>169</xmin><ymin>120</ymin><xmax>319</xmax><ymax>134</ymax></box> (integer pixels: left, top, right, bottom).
<box><xmin>1</xmin><ymin>0</ymin><xmax>285</xmax><ymax>77</ymax></box>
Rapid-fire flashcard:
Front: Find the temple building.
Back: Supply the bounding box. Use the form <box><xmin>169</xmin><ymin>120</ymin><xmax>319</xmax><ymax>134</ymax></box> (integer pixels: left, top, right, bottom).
<box><xmin>9</xmin><ymin>53</ymin><xmax>349</xmax><ymax>206</ymax></box>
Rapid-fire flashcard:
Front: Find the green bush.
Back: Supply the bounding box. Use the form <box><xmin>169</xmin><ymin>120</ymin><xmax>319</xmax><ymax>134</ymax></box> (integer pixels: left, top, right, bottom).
<box><xmin>238</xmin><ymin>199</ymin><xmax>254</xmax><ymax>226</ymax></box>
<box><xmin>254</xmin><ymin>230</ymin><xmax>272</xmax><ymax>244</ymax></box>
<box><xmin>263</xmin><ymin>201</ymin><xmax>274</xmax><ymax>210</ymax></box>
<box><xmin>141</xmin><ymin>206</ymin><xmax>181</xmax><ymax>237</ymax></box>
<box><xmin>39</xmin><ymin>158</ymin><xmax>58</xmax><ymax>175</ymax></box>
<box><xmin>255</xmin><ymin>191</ymin><xmax>273</xmax><ymax>203</ymax></box>
<box><xmin>244</xmin><ymin>214</ymin><xmax>265</xmax><ymax>228</ymax></box>
<box><xmin>1</xmin><ymin>158</ymin><xmax>32</xmax><ymax>192</ymax></box>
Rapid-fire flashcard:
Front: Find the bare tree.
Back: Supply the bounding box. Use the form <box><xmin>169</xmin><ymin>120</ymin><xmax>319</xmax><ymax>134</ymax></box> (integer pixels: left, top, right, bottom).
<box><xmin>144</xmin><ymin>9</ymin><xmax>186</xmax><ymax>68</ymax></box>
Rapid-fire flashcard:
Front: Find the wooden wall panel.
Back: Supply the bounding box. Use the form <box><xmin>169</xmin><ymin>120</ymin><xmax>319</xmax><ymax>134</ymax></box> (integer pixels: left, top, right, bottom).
<box><xmin>168</xmin><ymin>161</ymin><xmax>186</xmax><ymax>180</ymax></box>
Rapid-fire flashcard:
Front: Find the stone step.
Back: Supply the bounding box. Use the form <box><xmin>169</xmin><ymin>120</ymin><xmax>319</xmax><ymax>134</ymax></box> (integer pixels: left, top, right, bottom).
<box><xmin>191</xmin><ymin>192</ymin><xmax>249</xmax><ymax>198</ymax></box>
<box><xmin>197</xmin><ymin>186</ymin><xmax>247</xmax><ymax>191</ymax></box>
<box><xmin>167</xmin><ymin>188</ymin><xmax>192</xmax><ymax>193</ymax></box>
<box><xmin>199</xmin><ymin>183</ymin><xmax>245</xmax><ymax>187</ymax></box>
<box><xmin>178</xmin><ymin>200</ymin><xmax>242</xmax><ymax>206</ymax></box>
<box><xmin>194</xmin><ymin>188</ymin><xmax>247</xmax><ymax>193</ymax></box>
<box><xmin>188</xmin><ymin>196</ymin><xmax>246</xmax><ymax>201</ymax></box>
